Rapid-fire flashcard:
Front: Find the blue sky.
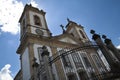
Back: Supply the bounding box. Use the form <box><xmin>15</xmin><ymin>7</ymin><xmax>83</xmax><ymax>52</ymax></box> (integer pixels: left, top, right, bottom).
<box><xmin>0</xmin><ymin>0</ymin><xmax>120</xmax><ymax>79</ymax></box>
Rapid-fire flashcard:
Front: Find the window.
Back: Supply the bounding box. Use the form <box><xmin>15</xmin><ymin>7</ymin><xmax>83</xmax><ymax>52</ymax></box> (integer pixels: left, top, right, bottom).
<box><xmin>37</xmin><ymin>47</ymin><xmax>43</xmax><ymax>65</ymax></box>
<box><xmin>92</xmin><ymin>55</ymin><xmax>103</xmax><ymax>68</ymax></box>
<box><xmin>83</xmin><ymin>56</ymin><xmax>91</xmax><ymax>68</ymax></box>
<box><xmin>71</xmin><ymin>53</ymin><xmax>83</xmax><ymax>68</ymax></box>
<box><xmin>79</xmin><ymin>30</ymin><xmax>86</xmax><ymax>39</ymax></box>
<box><xmin>59</xmin><ymin>50</ymin><xmax>72</xmax><ymax>68</ymax></box>
<box><xmin>61</xmin><ymin>54</ymin><xmax>72</xmax><ymax>68</ymax></box>
<box><xmin>34</xmin><ymin>15</ymin><xmax>42</xmax><ymax>26</ymax></box>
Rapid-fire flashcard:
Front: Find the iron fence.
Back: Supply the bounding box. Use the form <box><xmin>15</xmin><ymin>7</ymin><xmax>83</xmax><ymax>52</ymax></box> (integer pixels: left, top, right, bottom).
<box><xmin>35</xmin><ymin>41</ymin><xmax>120</xmax><ymax>80</ymax></box>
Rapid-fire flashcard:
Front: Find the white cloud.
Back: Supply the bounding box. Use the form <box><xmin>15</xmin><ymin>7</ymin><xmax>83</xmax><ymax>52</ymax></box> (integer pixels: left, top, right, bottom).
<box><xmin>0</xmin><ymin>64</ymin><xmax>13</xmax><ymax>80</ymax></box>
<box><xmin>0</xmin><ymin>0</ymin><xmax>39</xmax><ymax>35</ymax></box>
<box><xmin>117</xmin><ymin>45</ymin><xmax>120</xmax><ymax>49</ymax></box>
<box><xmin>30</xmin><ymin>0</ymin><xmax>38</xmax><ymax>7</ymax></box>
<box><xmin>0</xmin><ymin>0</ymin><xmax>24</xmax><ymax>35</ymax></box>
<box><xmin>116</xmin><ymin>37</ymin><xmax>120</xmax><ymax>49</ymax></box>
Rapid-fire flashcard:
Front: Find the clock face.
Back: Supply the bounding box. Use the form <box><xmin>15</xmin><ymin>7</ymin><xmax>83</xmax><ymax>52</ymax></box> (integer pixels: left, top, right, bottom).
<box><xmin>35</xmin><ymin>28</ymin><xmax>44</xmax><ymax>36</ymax></box>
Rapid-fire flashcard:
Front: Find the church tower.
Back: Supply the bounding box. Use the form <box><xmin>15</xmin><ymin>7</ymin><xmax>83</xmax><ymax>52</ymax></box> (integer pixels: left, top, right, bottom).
<box><xmin>19</xmin><ymin>4</ymin><xmax>51</xmax><ymax>41</ymax></box>
<box><xmin>17</xmin><ymin>4</ymin><xmax>52</xmax><ymax>80</ymax></box>
<box><xmin>66</xmin><ymin>19</ymin><xmax>89</xmax><ymax>43</ymax></box>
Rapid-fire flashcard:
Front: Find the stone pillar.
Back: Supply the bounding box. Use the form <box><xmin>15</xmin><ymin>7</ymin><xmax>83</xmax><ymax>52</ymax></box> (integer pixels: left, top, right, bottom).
<box><xmin>90</xmin><ymin>30</ymin><xmax>120</xmax><ymax>72</ymax></box>
<box><xmin>102</xmin><ymin>35</ymin><xmax>120</xmax><ymax>61</ymax></box>
<box><xmin>41</xmin><ymin>46</ymin><xmax>53</xmax><ymax>80</ymax></box>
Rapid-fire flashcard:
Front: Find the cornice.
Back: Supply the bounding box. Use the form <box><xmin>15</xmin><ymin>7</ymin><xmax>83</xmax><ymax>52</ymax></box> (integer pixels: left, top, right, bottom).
<box><xmin>17</xmin><ymin>32</ymin><xmax>80</xmax><ymax>54</ymax></box>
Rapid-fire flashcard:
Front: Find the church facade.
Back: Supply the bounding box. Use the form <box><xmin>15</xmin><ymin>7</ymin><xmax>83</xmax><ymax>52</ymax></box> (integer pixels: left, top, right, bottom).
<box><xmin>14</xmin><ymin>4</ymin><xmax>120</xmax><ymax>80</ymax></box>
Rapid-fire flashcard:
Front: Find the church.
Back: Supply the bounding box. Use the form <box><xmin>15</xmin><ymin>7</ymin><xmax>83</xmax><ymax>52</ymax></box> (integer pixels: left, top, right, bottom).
<box><xmin>14</xmin><ymin>4</ymin><xmax>120</xmax><ymax>80</ymax></box>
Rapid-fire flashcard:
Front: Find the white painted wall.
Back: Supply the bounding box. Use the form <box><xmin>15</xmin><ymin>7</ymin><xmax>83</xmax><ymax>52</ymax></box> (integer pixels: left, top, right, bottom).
<box><xmin>33</xmin><ymin>44</ymin><xmax>43</xmax><ymax>64</ymax></box>
<box><xmin>21</xmin><ymin>47</ymin><xmax>31</xmax><ymax>80</ymax></box>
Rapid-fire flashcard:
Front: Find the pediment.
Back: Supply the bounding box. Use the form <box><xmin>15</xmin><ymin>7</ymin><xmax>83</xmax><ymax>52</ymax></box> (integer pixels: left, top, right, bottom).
<box><xmin>53</xmin><ymin>34</ymin><xmax>79</xmax><ymax>44</ymax></box>
<box><xmin>59</xmin><ymin>37</ymin><xmax>77</xmax><ymax>44</ymax></box>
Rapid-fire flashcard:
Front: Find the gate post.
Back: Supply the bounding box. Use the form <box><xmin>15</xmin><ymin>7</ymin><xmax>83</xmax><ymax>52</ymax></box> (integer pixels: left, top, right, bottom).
<box><xmin>102</xmin><ymin>35</ymin><xmax>120</xmax><ymax>62</ymax></box>
<box><xmin>41</xmin><ymin>46</ymin><xmax>53</xmax><ymax>80</ymax></box>
<box><xmin>90</xmin><ymin>30</ymin><xmax>120</xmax><ymax>72</ymax></box>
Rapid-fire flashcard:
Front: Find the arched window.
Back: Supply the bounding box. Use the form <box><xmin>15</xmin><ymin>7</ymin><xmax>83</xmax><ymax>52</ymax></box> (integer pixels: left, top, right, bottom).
<box><xmin>79</xmin><ymin>30</ymin><xmax>86</xmax><ymax>39</ymax></box>
<box><xmin>34</xmin><ymin>15</ymin><xmax>42</xmax><ymax>26</ymax></box>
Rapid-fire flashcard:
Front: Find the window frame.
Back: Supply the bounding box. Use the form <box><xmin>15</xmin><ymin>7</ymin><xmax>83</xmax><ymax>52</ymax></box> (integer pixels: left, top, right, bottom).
<box><xmin>34</xmin><ymin>15</ymin><xmax>42</xmax><ymax>26</ymax></box>
<box><xmin>71</xmin><ymin>52</ymin><xmax>83</xmax><ymax>68</ymax></box>
<box><xmin>79</xmin><ymin>30</ymin><xmax>86</xmax><ymax>39</ymax></box>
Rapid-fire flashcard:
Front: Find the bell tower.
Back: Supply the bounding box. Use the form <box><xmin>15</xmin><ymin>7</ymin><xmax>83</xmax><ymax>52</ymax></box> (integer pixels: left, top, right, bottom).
<box><xmin>66</xmin><ymin>19</ymin><xmax>89</xmax><ymax>42</ymax></box>
<box><xmin>19</xmin><ymin>4</ymin><xmax>51</xmax><ymax>41</ymax></box>
<box><xmin>17</xmin><ymin>4</ymin><xmax>52</xmax><ymax>80</ymax></box>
